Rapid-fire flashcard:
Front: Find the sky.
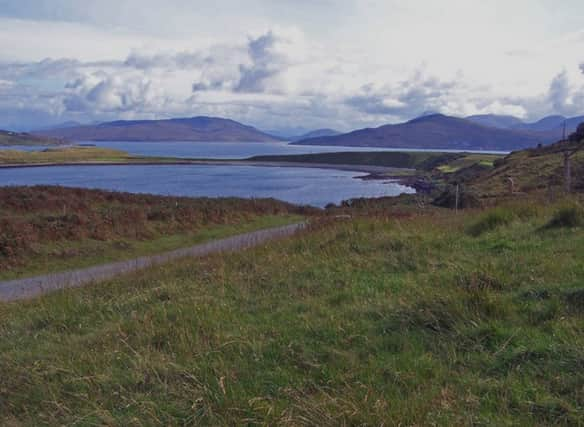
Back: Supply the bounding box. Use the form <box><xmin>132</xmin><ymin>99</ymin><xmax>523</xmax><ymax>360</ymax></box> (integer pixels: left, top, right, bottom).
<box><xmin>1</xmin><ymin>0</ymin><xmax>584</xmax><ymax>132</ymax></box>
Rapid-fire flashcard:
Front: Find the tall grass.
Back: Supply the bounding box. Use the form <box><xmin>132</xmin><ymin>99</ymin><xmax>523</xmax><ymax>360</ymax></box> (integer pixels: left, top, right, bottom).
<box><xmin>1</xmin><ymin>201</ymin><xmax>583</xmax><ymax>425</ymax></box>
<box><xmin>0</xmin><ymin>186</ymin><xmax>315</xmax><ymax>276</ymax></box>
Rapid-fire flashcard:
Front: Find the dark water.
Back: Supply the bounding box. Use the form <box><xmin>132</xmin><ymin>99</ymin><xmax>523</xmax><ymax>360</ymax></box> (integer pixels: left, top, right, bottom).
<box><xmin>0</xmin><ymin>164</ymin><xmax>414</xmax><ymax>207</ymax></box>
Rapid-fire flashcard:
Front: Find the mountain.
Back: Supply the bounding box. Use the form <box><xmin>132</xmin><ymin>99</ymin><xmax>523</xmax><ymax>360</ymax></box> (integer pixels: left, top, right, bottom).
<box><xmin>466</xmin><ymin>114</ymin><xmax>525</xmax><ymax>129</ymax></box>
<box><xmin>293</xmin><ymin>114</ymin><xmax>552</xmax><ymax>151</ymax></box>
<box><xmin>467</xmin><ymin>114</ymin><xmax>584</xmax><ymax>136</ymax></box>
<box><xmin>0</xmin><ymin>130</ymin><xmax>66</xmax><ymax>146</ymax></box>
<box><xmin>291</xmin><ymin>129</ymin><xmax>341</xmax><ymax>141</ymax></box>
<box><xmin>35</xmin><ymin>117</ymin><xmax>283</xmax><ymax>142</ymax></box>
<box><xmin>520</xmin><ymin>115</ymin><xmax>567</xmax><ymax>132</ymax></box>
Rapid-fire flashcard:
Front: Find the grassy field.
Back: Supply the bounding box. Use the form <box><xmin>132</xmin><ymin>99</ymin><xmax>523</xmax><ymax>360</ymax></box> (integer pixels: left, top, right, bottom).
<box><xmin>249</xmin><ymin>151</ymin><xmax>486</xmax><ymax>171</ymax></box>
<box><xmin>0</xmin><ymin>146</ymin><xmax>133</xmax><ymax>164</ymax></box>
<box><xmin>0</xmin><ymin>186</ymin><xmax>312</xmax><ymax>280</ymax></box>
<box><xmin>1</xmin><ymin>198</ymin><xmax>583</xmax><ymax>425</ymax></box>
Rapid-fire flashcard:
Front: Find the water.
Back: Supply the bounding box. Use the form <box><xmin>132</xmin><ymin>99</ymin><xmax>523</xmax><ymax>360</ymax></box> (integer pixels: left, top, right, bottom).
<box><xmin>0</xmin><ymin>164</ymin><xmax>414</xmax><ymax>207</ymax></box>
<box><xmin>0</xmin><ymin>141</ymin><xmax>510</xmax><ymax>158</ymax></box>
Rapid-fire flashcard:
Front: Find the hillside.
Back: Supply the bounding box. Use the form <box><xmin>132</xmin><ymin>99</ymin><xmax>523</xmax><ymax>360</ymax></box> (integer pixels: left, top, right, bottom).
<box><xmin>0</xmin><ymin>130</ymin><xmax>66</xmax><ymax>146</ymax></box>
<box><xmin>0</xmin><ymin>186</ymin><xmax>309</xmax><ymax>280</ymax></box>
<box><xmin>1</xmin><ymin>199</ymin><xmax>584</xmax><ymax>424</ymax></box>
<box><xmin>293</xmin><ymin>114</ymin><xmax>550</xmax><ymax>150</ymax></box>
<box><xmin>35</xmin><ymin>116</ymin><xmax>283</xmax><ymax>142</ymax></box>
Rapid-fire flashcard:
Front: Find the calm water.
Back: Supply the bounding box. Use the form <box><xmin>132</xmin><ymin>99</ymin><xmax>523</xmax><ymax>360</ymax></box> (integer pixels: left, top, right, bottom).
<box><xmin>0</xmin><ymin>141</ymin><xmax>509</xmax><ymax>158</ymax></box>
<box><xmin>0</xmin><ymin>164</ymin><xmax>414</xmax><ymax>207</ymax></box>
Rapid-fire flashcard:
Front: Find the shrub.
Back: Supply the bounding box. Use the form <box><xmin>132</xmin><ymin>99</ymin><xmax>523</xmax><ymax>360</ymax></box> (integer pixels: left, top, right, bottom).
<box><xmin>545</xmin><ymin>203</ymin><xmax>584</xmax><ymax>229</ymax></box>
<box><xmin>467</xmin><ymin>208</ymin><xmax>515</xmax><ymax>236</ymax></box>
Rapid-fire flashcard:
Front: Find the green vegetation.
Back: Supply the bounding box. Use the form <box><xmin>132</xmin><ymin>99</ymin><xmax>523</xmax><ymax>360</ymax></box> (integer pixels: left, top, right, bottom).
<box><xmin>249</xmin><ymin>151</ymin><xmax>475</xmax><ymax>170</ymax></box>
<box><xmin>466</xmin><ymin>207</ymin><xmax>516</xmax><ymax>236</ymax></box>
<box><xmin>0</xmin><ymin>186</ymin><xmax>312</xmax><ymax>280</ymax></box>
<box><xmin>1</xmin><ymin>199</ymin><xmax>584</xmax><ymax>425</ymax></box>
<box><xmin>457</xmin><ymin>143</ymin><xmax>584</xmax><ymax>199</ymax></box>
<box><xmin>545</xmin><ymin>202</ymin><xmax>584</xmax><ymax>229</ymax></box>
<box><xmin>0</xmin><ymin>146</ymin><xmax>133</xmax><ymax>164</ymax></box>
<box><xmin>436</xmin><ymin>153</ymin><xmax>500</xmax><ymax>173</ymax></box>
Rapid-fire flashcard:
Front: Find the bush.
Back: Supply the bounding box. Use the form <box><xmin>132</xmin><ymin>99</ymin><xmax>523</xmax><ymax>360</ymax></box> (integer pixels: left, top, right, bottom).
<box><xmin>467</xmin><ymin>208</ymin><xmax>515</xmax><ymax>236</ymax></box>
<box><xmin>545</xmin><ymin>203</ymin><xmax>584</xmax><ymax>229</ymax></box>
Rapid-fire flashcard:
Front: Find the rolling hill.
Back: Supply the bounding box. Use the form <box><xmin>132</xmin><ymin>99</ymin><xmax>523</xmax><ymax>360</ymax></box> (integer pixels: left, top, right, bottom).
<box><xmin>293</xmin><ymin>114</ymin><xmax>551</xmax><ymax>151</ymax></box>
<box><xmin>35</xmin><ymin>116</ymin><xmax>283</xmax><ymax>142</ymax></box>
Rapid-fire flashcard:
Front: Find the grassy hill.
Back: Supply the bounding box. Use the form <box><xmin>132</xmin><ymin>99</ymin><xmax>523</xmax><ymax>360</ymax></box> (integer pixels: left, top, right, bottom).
<box><xmin>1</xmin><ymin>198</ymin><xmax>584</xmax><ymax>424</ymax></box>
<box><xmin>468</xmin><ymin>145</ymin><xmax>584</xmax><ymax>197</ymax></box>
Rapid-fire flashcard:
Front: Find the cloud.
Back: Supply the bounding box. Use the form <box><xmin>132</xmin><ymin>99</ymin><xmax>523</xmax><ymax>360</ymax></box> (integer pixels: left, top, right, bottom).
<box><xmin>1</xmin><ymin>16</ymin><xmax>584</xmax><ymax>132</ymax></box>
<box><xmin>345</xmin><ymin>71</ymin><xmax>459</xmax><ymax>119</ymax></box>
<box><xmin>63</xmin><ymin>70</ymin><xmax>169</xmax><ymax>114</ymax></box>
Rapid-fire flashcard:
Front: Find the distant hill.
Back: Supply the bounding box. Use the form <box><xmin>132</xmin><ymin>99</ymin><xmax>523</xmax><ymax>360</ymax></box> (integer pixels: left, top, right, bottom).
<box><xmin>293</xmin><ymin>114</ymin><xmax>551</xmax><ymax>151</ymax></box>
<box><xmin>36</xmin><ymin>117</ymin><xmax>283</xmax><ymax>142</ymax></box>
<box><xmin>291</xmin><ymin>129</ymin><xmax>340</xmax><ymax>141</ymax></box>
<box><xmin>466</xmin><ymin>114</ymin><xmax>584</xmax><ymax>136</ymax></box>
<box><xmin>0</xmin><ymin>130</ymin><xmax>66</xmax><ymax>146</ymax></box>
<box><xmin>465</xmin><ymin>114</ymin><xmax>525</xmax><ymax>129</ymax></box>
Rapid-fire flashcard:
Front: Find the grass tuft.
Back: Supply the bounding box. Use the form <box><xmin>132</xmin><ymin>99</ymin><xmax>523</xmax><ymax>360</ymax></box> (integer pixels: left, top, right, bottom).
<box><xmin>467</xmin><ymin>208</ymin><xmax>515</xmax><ymax>236</ymax></box>
<box><xmin>545</xmin><ymin>203</ymin><xmax>584</xmax><ymax>229</ymax></box>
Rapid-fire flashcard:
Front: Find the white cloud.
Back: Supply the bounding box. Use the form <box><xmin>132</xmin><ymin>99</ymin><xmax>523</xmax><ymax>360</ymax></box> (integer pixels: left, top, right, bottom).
<box><xmin>1</xmin><ymin>1</ymin><xmax>584</xmax><ymax>130</ymax></box>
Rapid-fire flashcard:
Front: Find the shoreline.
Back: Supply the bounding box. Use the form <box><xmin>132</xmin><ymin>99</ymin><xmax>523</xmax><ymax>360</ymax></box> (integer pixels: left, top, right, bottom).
<box><xmin>0</xmin><ymin>158</ymin><xmax>414</xmax><ymax>176</ymax></box>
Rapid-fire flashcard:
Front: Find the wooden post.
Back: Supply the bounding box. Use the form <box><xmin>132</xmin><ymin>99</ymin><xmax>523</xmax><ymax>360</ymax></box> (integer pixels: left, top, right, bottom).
<box><xmin>564</xmin><ymin>151</ymin><xmax>572</xmax><ymax>194</ymax></box>
<box><xmin>455</xmin><ymin>184</ymin><xmax>460</xmax><ymax>213</ymax></box>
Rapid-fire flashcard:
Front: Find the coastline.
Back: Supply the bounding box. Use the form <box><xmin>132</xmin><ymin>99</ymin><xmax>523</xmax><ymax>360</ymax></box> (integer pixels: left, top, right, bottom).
<box><xmin>0</xmin><ymin>158</ymin><xmax>414</xmax><ymax>176</ymax></box>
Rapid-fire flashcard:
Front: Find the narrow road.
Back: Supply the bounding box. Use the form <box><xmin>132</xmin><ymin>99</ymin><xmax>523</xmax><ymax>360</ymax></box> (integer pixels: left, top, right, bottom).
<box><xmin>0</xmin><ymin>222</ymin><xmax>305</xmax><ymax>302</ymax></box>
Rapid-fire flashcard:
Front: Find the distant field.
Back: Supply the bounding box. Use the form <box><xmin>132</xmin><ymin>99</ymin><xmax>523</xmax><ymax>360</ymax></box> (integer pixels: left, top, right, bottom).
<box><xmin>0</xmin><ymin>186</ymin><xmax>311</xmax><ymax>280</ymax></box>
<box><xmin>1</xmin><ymin>198</ymin><xmax>583</xmax><ymax>425</ymax></box>
<box><xmin>0</xmin><ymin>146</ymin><xmax>132</xmax><ymax>164</ymax></box>
<box><xmin>249</xmin><ymin>151</ymin><xmax>503</xmax><ymax>172</ymax></box>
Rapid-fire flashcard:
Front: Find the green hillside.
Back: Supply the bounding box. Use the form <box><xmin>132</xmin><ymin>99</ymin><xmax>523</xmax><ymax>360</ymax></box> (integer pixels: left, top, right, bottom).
<box><xmin>1</xmin><ymin>199</ymin><xmax>584</xmax><ymax>425</ymax></box>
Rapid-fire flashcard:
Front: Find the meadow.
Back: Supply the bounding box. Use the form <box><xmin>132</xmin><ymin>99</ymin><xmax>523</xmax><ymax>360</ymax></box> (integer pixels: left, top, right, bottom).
<box><xmin>1</xmin><ymin>197</ymin><xmax>583</xmax><ymax>425</ymax></box>
<box><xmin>0</xmin><ymin>186</ymin><xmax>310</xmax><ymax>280</ymax></box>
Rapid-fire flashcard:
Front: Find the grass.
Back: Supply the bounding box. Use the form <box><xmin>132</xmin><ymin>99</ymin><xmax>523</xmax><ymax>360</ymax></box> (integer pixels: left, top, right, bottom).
<box><xmin>0</xmin><ymin>146</ymin><xmax>133</xmax><ymax>164</ymax></box>
<box><xmin>0</xmin><ymin>186</ymin><xmax>313</xmax><ymax>279</ymax></box>
<box><xmin>469</xmin><ymin>149</ymin><xmax>584</xmax><ymax>197</ymax></box>
<box><xmin>437</xmin><ymin>154</ymin><xmax>500</xmax><ymax>173</ymax></box>
<box><xmin>466</xmin><ymin>207</ymin><xmax>516</xmax><ymax>236</ymax></box>
<box><xmin>1</xmin><ymin>199</ymin><xmax>584</xmax><ymax>425</ymax></box>
<box><xmin>0</xmin><ymin>214</ymin><xmax>302</xmax><ymax>281</ymax></box>
<box><xmin>545</xmin><ymin>202</ymin><xmax>584</xmax><ymax>229</ymax></box>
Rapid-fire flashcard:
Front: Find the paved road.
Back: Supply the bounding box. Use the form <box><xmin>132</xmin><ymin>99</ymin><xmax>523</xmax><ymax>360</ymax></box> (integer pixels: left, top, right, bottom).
<box><xmin>0</xmin><ymin>222</ymin><xmax>305</xmax><ymax>302</ymax></box>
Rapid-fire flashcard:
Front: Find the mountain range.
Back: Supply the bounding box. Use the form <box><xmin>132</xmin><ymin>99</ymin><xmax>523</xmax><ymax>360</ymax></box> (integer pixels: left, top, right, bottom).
<box><xmin>293</xmin><ymin>114</ymin><xmax>563</xmax><ymax>151</ymax></box>
<box><xmin>36</xmin><ymin>117</ymin><xmax>283</xmax><ymax>142</ymax></box>
<box><xmin>466</xmin><ymin>114</ymin><xmax>584</xmax><ymax>135</ymax></box>
<box><xmin>32</xmin><ymin>113</ymin><xmax>584</xmax><ymax>151</ymax></box>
